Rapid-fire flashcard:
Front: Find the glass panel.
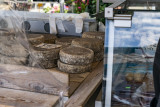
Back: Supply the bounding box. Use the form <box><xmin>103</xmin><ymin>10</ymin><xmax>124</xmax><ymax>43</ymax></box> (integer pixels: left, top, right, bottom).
<box><xmin>103</xmin><ymin>11</ymin><xmax>160</xmax><ymax>107</ymax></box>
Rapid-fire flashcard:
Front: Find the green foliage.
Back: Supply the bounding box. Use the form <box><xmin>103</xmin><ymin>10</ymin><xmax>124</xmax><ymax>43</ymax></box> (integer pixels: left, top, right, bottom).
<box><xmin>88</xmin><ymin>0</ymin><xmax>110</xmax><ymax>24</ymax></box>
<box><xmin>43</xmin><ymin>7</ymin><xmax>51</xmax><ymax>13</ymax></box>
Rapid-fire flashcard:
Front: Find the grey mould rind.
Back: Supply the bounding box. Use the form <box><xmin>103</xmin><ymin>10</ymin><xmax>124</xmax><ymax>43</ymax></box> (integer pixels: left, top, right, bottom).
<box><xmin>27</xmin><ymin>34</ymin><xmax>44</xmax><ymax>45</ymax></box>
<box><xmin>55</xmin><ymin>37</ymin><xmax>78</xmax><ymax>48</ymax></box>
<box><xmin>58</xmin><ymin>60</ymin><xmax>92</xmax><ymax>73</ymax></box>
<box><xmin>59</xmin><ymin>46</ymin><xmax>94</xmax><ymax>65</ymax></box>
<box><xmin>42</xmin><ymin>34</ymin><xmax>57</xmax><ymax>44</ymax></box>
<box><xmin>30</xmin><ymin>44</ymin><xmax>62</xmax><ymax>60</ymax></box>
<box><xmin>82</xmin><ymin>32</ymin><xmax>105</xmax><ymax>42</ymax></box>
<box><xmin>29</xmin><ymin>57</ymin><xmax>57</xmax><ymax>69</ymax></box>
<box><xmin>94</xmin><ymin>51</ymin><xmax>104</xmax><ymax>62</ymax></box>
<box><xmin>71</xmin><ymin>38</ymin><xmax>103</xmax><ymax>53</ymax></box>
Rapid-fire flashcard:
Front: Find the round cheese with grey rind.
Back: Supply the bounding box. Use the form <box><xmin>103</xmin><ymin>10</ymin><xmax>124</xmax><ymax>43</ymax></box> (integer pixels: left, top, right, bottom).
<box><xmin>42</xmin><ymin>34</ymin><xmax>57</xmax><ymax>44</ymax></box>
<box><xmin>58</xmin><ymin>60</ymin><xmax>92</xmax><ymax>73</ymax></box>
<box><xmin>94</xmin><ymin>51</ymin><xmax>104</xmax><ymax>62</ymax></box>
<box><xmin>82</xmin><ymin>32</ymin><xmax>105</xmax><ymax>41</ymax></box>
<box><xmin>30</xmin><ymin>43</ymin><xmax>62</xmax><ymax>60</ymax></box>
<box><xmin>55</xmin><ymin>37</ymin><xmax>78</xmax><ymax>48</ymax></box>
<box><xmin>29</xmin><ymin>56</ymin><xmax>57</xmax><ymax>68</ymax></box>
<box><xmin>0</xmin><ymin>42</ymin><xmax>29</xmax><ymax>57</ymax></box>
<box><xmin>60</xmin><ymin>46</ymin><xmax>94</xmax><ymax>65</ymax></box>
<box><xmin>71</xmin><ymin>38</ymin><xmax>103</xmax><ymax>53</ymax></box>
<box><xmin>0</xmin><ymin>54</ymin><xmax>27</xmax><ymax>65</ymax></box>
<box><xmin>27</xmin><ymin>34</ymin><xmax>44</xmax><ymax>45</ymax></box>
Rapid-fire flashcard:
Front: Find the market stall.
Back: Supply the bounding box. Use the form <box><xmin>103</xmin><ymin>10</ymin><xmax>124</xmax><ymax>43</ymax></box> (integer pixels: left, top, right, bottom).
<box><xmin>0</xmin><ymin>0</ymin><xmax>105</xmax><ymax>107</ymax></box>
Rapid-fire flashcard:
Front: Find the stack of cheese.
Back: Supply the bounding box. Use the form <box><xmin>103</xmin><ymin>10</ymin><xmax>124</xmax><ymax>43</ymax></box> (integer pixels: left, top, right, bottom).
<box><xmin>29</xmin><ymin>43</ymin><xmax>62</xmax><ymax>69</ymax></box>
<box><xmin>58</xmin><ymin>46</ymin><xmax>94</xmax><ymax>73</ymax></box>
<box><xmin>0</xmin><ymin>31</ymin><xmax>29</xmax><ymax>65</ymax></box>
<box><xmin>55</xmin><ymin>37</ymin><xmax>79</xmax><ymax>48</ymax></box>
<box><xmin>71</xmin><ymin>38</ymin><xmax>104</xmax><ymax>62</ymax></box>
<box><xmin>82</xmin><ymin>32</ymin><xmax>105</xmax><ymax>61</ymax></box>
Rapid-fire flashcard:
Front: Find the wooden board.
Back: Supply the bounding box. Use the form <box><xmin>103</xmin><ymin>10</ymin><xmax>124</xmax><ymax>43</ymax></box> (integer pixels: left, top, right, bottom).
<box><xmin>0</xmin><ymin>87</ymin><xmax>59</xmax><ymax>107</ymax></box>
<box><xmin>0</xmin><ymin>62</ymin><xmax>100</xmax><ymax>97</ymax></box>
<box><xmin>64</xmin><ymin>61</ymin><xmax>103</xmax><ymax>107</ymax></box>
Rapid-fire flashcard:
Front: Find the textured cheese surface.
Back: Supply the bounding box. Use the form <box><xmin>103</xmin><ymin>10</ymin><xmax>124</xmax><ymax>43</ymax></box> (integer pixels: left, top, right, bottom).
<box><xmin>82</xmin><ymin>32</ymin><xmax>105</xmax><ymax>41</ymax></box>
<box><xmin>94</xmin><ymin>51</ymin><xmax>104</xmax><ymax>62</ymax></box>
<box><xmin>58</xmin><ymin>60</ymin><xmax>92</xmax><ymax>73</ymax></box>
<box><xmin>60</xmin><ymin>46</ymin><xmax>94</xmax><ymax>65</ymax></box>
<box><xmin>29</xmin><ymin>57</ymin><xmax>57</xmax><ymax>69</ymax></box>
<box><xmin>42</xmin><ymin>34</ymin><xmax>57</xmax><ymax>44</ymax></box>
<box><xmin>71</xmin><ymin>38</ymin><xmax>103</xmax><ymax>52</ymax></box>
<box><xmin>55</xmin><ymin>37</ymin><xmax>78</xmax><ymax>48</ymax></box>
<box><xmin>27</xmin><ymin>34</ymin><xmax>44</xmax><ymax>45</ymax></box>
<box><xmin>31</xmin><ymin>43</ymin><xmax>62</xmax><ymax>60</ymax></box>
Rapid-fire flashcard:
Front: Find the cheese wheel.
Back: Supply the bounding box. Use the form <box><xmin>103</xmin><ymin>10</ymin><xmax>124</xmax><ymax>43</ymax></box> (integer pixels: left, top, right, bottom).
<box><xmin>42</xmin><ymin>34</ymin><xmax>57</xmax><ymax>44</ymax></box>
<box><xmin>134</xmin><ymin>73</ymin><xmax>145</xmax><ymax>83</ymax></box>
<box><xmin>71</xmin><ymin>38</ymin><xmax>103</xmax><ymax>52</ymax></box>
<box><xmin>0</xmin><ymin>42</ymin><xmax>29</xmax><ymax>57</ymax></box>
<box><xmin>94</xmin><ymin>51</ymin><xmax>104</xmax><ymax>62</ymax></box>
<box><xmin>58</xmin><ymin>60</ymin><xmax>92</xmax><ymax>73</ymax></box>
<box><xmin>60</xmin><ymin>46</ymin><xmax>94</xmax><ymax>65</ymax></box>
<box><xmin>0</xmin><ymin>54</ymin><xmax>27</xmax><ymax>65</ymax></box>
<box><xmin>55</xmin><ymin>37</ymin><xmax>78</xmax><ymax>48</ymax></box>
<box><xmin>30</xmin><ymin>43</ymin><xmax>62</xmax><ymax>60</ymax></box>
<box><xmin>29</xmin><ymin>56</ymin><xmax>57</xmax><ymax>68</ymax></box>
<box><xmin>125</xmin><ymin>72</ymin><xmax>134</xmax><ymax>82</ymax></box>
<box><xmin>82</xmin><ymin>32</ymin><xmax>105</xmax><ymax>41</ymax></box>
<box><xmin>27</xmin><ymin>34</ymin><xmax>44</xmax><ymax>45</ymax></box>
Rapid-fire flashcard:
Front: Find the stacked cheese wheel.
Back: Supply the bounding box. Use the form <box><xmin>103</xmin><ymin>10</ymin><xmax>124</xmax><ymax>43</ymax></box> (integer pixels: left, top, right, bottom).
<box><xmin>82</xmin><ymin>31</ymin><xmax>105</xmax><ymax>42</ymax></box>
<box><xmin>42</xmin><ymin>34</ymin><xmax>57</xmax><ymax>44</ymax></box>
<box><xmin>82</xmin><ymin>31</ymin><xmax>105</xmax><ymax>61</ymax></box>
<box><xmin>55</xmin><ymin>37</ymin><xmax>78</xmax><ymax>48</ymax></box>
<box><xmin>29</xmin><ymin>43</ymin><xmax>62</xmax><ymax>69</ymax></box>
<box><xmin>71</xmin><ymin>38</ymin><xmax>104</xmax><ymax>62</ymax></box>
<box><xmin>0</xmin><ymin>31</ymin><xmax>29</xmax><ymax>65</ymax></box>
<box><xmin>58</xmin><ymin>46</ymin><xmax>94</xmax><ymax>73</ymax></box>
<box><xmin>27</xmin><ymin>34</ymin><xmax>44</xmax><ymax>45</ymax></box>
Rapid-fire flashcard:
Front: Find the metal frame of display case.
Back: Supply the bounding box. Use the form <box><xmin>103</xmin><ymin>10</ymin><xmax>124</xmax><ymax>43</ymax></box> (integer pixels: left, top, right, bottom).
<box><xmin>103</xmin><ymin>0</ymin><xmax>160</xmax><ymax>107</ymax></box>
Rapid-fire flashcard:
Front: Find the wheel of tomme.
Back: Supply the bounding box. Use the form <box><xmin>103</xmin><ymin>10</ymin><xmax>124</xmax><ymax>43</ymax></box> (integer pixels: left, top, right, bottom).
<box><xmin>59</xmin><ymin>46</ymin><xmax>94</xmax><ymax>65</ymax></box>
<box><xmin>55</xmin><ymin>37</ymin><xmax>78</xmax><ymax>48</ymax></box>
<box><xmin>58</xmin><ymin>60</ymin><xmax>92</xmax><ymax>73</ymax></box>
<box><xmin>0</xmin><ymin>54</ymin><xmax>27</xmax><ymax>65</ymax></box>
<box><xmin>29</xmin><ymin>57</ymin><xmax>57</xmax><ymax>68</ymax></box>
<box><xmin>94</xmin><ymin>51</ymin><xmax>104</xmax><ymax>62</ymax></box>
<box><xmin>42</xmin><ymin>34</ymin><xmax>57</xmax><ymax>44</ymax></box>
<box><xmin>0</xmin><ymin>42</ymin><xmax>29</xmax><ymax>57</ymax></box>
<box><xmin>71</xmin><ymin>38</ymin><xmax>103</xmax><ymax>53</ymax></box>
<box><xmin>30</xmin><ymin>43</ymin><xmax>62</xmax><ymax>60</ymax></box>
<box><xmin>27</xmin><ymin>34</ymin><xmax>44</xmax><ymax>45</ymax></box>
<box><xmin>82</xmin><ymin>32</ymin><xmax>105</xmax><ymax>42</ymax></box>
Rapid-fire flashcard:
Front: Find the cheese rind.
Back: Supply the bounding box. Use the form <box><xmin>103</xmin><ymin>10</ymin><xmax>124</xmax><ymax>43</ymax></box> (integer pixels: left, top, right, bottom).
<box><xmin>71</xmin><ymin>38</ymin><xmax>103</xmax><ymax>53</ymax></box>
<box><xmin>58</xmin><ymin>60</ymin><xmax>92</xmax><ymax>73</ymax></box>
<box><xmin>60</xmin><ymin>46</ymin><xmax>94</xmax><ymax>65</ymax></box>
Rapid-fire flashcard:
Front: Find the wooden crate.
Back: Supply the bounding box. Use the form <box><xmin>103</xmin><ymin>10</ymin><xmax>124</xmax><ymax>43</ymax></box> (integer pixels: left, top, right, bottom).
<box><xmin>0</xmin><ymin>62</ymin><xmax>100</xmax><ymax>97</ymax></box>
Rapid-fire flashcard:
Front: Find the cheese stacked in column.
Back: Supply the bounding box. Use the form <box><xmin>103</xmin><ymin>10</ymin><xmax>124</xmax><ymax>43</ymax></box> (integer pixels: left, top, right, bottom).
<box><xmin>71</xmin><ymin>38</ymin><xmax>104</xmax><ymax>62</ymax></box>
<box><xmin>0</xmin><ymin>31</ymin><xmax>29</xmax><ymax>65</ymax></box>
<box><xmin>55</xmin><ymin>37</ymin><xmax>78</xmax><ymax>48</ymax></box>
<box><xmin>82</xmin><ymin>31</ymin><xmax>105</xmax><ymax>61</ymax></box>
<box><xmin>58</xmin><ymin>46</ymin><xmax>94</xmax><ymax>73</ymax></box>
<box><xmin>29</xmin><ymin>43</ymin><xmax>62</xmax><ymax>69</ymax></box>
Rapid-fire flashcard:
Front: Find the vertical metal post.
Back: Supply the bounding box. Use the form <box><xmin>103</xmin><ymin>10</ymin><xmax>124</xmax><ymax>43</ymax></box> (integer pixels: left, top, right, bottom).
<box><xmin>60</xmin><ymin>0</ymin><xmax>64</xmax><ymax>13</ymax></box>
<box><xmin>96</xmin><ymin>0</ymin><xmax>100</xmax><ymax>13</ymax></box>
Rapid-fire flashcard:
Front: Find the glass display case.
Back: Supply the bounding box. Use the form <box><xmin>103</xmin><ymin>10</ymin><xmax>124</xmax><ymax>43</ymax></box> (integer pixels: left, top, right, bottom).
<box><xmin>103</xmin><ymin>0</ymin><xmax>160</xmax><ymax>107</ymax></box>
